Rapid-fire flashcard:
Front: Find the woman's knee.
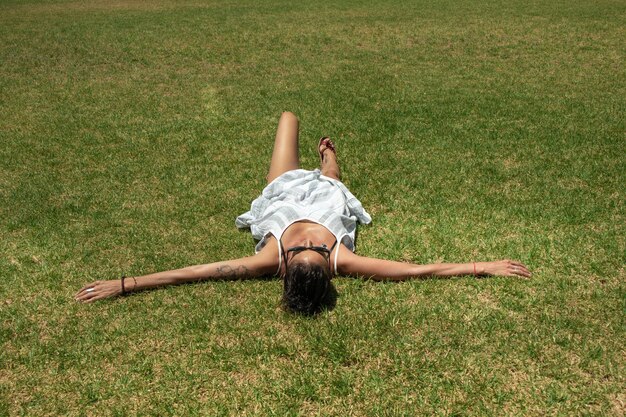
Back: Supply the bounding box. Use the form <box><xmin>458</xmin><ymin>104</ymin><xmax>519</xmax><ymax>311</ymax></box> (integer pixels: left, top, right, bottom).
<box><xmin>281</xmin><ymin>111</ymin><xmax>298</xmax><ymax>122</ymax></box>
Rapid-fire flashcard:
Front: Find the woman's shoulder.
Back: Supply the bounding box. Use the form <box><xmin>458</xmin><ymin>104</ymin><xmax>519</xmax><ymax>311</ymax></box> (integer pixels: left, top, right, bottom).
<box><xmin>333</xmin><ymin>242</ymin><xmax>359</xmax><ymax>275</ymax></box>
<box><xmin>252</xmin><ymin>235</ymin><xmax>280</xmax><ymax>275</ymax></box>
<box><xmin>257</xmin><ymin>234</ymin><xmax>280</xmax><ymax>254</ymax></box>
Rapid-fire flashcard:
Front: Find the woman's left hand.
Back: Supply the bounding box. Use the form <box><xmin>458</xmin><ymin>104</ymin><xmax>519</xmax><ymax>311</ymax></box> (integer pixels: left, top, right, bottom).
<box><xmin>482</xmin><ymin>260</ymin><xmax>532</xmax><ymax>278</ymax></box>
<box><xmin>75</xmin><ymin>279</ymin><xmax>123</xmax><ymax>303</ymax></box>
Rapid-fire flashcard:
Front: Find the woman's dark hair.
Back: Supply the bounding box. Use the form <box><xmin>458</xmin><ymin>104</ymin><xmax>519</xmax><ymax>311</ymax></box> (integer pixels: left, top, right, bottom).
<box><xmin>282</xmin><ymin>261</ymin><xmax>331</xmax><ymax>316</ymax></box>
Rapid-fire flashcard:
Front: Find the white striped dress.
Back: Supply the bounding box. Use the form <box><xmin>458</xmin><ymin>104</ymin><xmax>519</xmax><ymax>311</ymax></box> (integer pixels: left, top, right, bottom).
<box><xmin>235</xmin><ymin>169</ymin><xmax>372</xmax><ymax>272</ymax></box>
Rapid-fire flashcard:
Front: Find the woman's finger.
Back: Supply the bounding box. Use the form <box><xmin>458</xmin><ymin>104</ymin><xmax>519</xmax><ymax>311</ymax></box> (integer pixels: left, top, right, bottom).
<box><xmin>77</xmin><ymin>281</ymin><xmax>102</xmax><ymax>296</ymax></box>
<box><xmin>85</xmin><ymin>293</ymin><xmax>107</xmax><ymax>303</ymax></box>
<box><xmin>76</xmin><ymin>288</ymin><xmax>98</xmax><ymax>302</ymax></box>
<box><xmin>513</xmin><ymin>265</ymin><xmax>531</xmax><ymax>278</ymax></box>
<box><xmin>76</xmin><ymin>285</ymin><xmax>95</xmax><ymax>296</ymax></box>
<box><xmin>76</xmin><ymin>283</ymin><xmax>96</xmax><ymax>296</ymax></box>
<box><xmin>512</xmin><ymin>261</ymin><xmax>529</xmax><ymax>270</ymax></box>
<box><xmin>76</xmin><ymin>288</ymin><xmax>93</xmax><ymax>298</ymax></box>
<box><xmin>76</xmin><ymin>293</ymin><xmax>90</xmax><ymax>301</ymax></box>
<box><xmin>84</xmin><ymin>295</ymin><xmax>98</xmax><ymax>303</ymax></box>
<box><xmin>507</xmin><ymin>261</ymin><xmax>531</xmax><ymax>277</ymax></box>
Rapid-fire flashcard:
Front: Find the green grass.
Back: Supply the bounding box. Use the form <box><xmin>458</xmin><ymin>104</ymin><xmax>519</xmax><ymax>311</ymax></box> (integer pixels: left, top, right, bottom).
<box><xmin>1</xmin><ymin>0</ymin><xmax>624</xmax><ymax>415</ymax></box>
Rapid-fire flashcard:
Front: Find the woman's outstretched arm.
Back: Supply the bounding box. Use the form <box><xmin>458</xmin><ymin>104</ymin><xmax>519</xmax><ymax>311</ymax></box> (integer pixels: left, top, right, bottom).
<box><xmin>75</xmin><ymin>249</ymin><xmax>279</xmax><ymax>303</ymax></box>
<box><xmin>337</xmin><ymin>248</ymin><xmax>531</xmax><ymax>281</ymax></box>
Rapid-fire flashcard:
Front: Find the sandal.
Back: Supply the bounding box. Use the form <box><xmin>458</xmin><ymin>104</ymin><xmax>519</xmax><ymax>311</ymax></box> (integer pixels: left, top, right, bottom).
<box><xmin>318</xmin><ymin>136</ymin><xmax>336</xmax><ymax>164</ymax></box>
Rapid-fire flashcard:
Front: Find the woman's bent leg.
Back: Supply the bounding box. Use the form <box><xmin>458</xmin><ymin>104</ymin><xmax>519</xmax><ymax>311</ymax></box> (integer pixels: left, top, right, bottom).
<box><xmin>266</xmin><ymin>112</ymin><xmax>300</xmax><ymax>183</ymax></box>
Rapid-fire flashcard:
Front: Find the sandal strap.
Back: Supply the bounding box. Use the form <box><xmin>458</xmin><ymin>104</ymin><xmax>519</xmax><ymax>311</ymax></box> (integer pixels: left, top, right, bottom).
<box><xmin>320</xmin><ymin>138</ymin><xmax>336</xmax><ymax>154</ymax></box>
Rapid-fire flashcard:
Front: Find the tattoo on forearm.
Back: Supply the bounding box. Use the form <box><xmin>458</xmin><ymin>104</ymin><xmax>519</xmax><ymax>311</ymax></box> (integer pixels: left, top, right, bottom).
<box><xmin>215</xmin><ymin>265</ymin><xmax>250</xmax><ymax>280</ymax></box>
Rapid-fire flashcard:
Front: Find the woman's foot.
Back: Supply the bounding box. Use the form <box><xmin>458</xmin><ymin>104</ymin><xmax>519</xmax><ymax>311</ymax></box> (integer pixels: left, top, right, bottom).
<box><xmin>318</xmin><ymin>136</ymin><xmax>341</xmax><ymax>180</ymax></box>
<box><xmin>318</xmin><ymin>136</ymin><xmax>336</xmax><ymax>164</ymax></box>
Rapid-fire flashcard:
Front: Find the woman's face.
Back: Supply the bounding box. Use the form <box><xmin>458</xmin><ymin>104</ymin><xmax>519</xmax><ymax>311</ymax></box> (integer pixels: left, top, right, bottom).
<box><xmin>282</xmin><ymin>237</ymin><xmax>332</xmax><ymax>276</ymax></box>
<box><xmin>290</xmin><ymin>250</ymin><xmax>329</xmax><ymax>270</ymax></box>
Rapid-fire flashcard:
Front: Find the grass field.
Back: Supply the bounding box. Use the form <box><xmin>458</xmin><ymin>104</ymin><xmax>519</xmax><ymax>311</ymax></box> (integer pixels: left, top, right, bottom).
<box><xmin>1</xmin><ymin>0</ymin><xmax>624</xmax><ymax>415</ymax></box>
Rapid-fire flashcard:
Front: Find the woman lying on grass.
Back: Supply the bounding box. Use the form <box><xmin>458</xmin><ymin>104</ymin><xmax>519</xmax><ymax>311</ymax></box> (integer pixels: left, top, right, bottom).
<box><xmin>76</xmin><ymin>112</ymin><xmax>531</xmax><ymax>314</ymax></box>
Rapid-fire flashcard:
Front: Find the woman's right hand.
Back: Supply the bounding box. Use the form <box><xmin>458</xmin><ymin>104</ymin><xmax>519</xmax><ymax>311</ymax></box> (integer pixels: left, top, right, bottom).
<box><xmin>75</xmin><ymin>279</ymin><xmax>123</xmax><ymax>303</ymax></box>
<box><xmin>482</xmin><ymin>260</ymin><xmax>532</xmax><ymax>278</ymax></box>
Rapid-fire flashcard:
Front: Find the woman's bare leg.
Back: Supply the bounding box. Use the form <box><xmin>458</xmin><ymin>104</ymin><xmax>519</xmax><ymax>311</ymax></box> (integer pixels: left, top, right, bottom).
<box><xmin>266</xmin><ymin>112</ymin><xmax>300</xmax><ymax>183</ymax></box>
<box><xmin>320</xmin><ymin>139</ymin><xmax>341</xmax><ymax>180</ymax></box>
